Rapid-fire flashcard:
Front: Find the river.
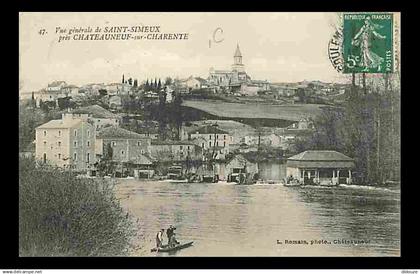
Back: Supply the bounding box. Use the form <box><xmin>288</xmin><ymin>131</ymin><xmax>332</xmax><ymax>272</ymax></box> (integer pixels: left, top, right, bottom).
<box><xmin>115</xmin><ymin>180</ymin><xmax>400</xmax><ymax>257</ymax></box>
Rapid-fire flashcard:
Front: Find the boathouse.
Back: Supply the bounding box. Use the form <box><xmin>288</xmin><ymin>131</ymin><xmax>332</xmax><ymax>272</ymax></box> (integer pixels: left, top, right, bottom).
<box><xmin>286</xmin><ymin>150</ymin><xmax>355</xmax><ymax>185</ymax></box>
<box><xmin>214</xmin><ymin>154</ymin><xmax>258</xmax><ymax>182</ymax></box>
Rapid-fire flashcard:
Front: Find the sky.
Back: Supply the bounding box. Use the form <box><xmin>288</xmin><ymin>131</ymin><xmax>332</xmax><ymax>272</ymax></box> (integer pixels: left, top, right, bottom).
<box><xmin>19</xmin><ymin>12</ymin><xmax>348</xmax><ymax>93</ymax></box>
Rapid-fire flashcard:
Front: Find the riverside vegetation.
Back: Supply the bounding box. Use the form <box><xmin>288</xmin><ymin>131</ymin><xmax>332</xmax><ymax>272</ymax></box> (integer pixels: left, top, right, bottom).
<box><xmin>19</xmin><ymin>157</ymin><xmax>138</xmax><ymax>256</ymax></box>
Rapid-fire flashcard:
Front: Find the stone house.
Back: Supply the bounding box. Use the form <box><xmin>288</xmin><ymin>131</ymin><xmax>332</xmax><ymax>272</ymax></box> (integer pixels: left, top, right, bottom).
<box><xmin>35</xmin><ymin>113</ymin><xmax>96</xmax><ymax>170</ymax></box>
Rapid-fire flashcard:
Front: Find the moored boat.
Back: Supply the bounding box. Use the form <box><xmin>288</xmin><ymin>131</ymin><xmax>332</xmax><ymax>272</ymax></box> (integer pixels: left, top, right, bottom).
<box><xmin>150</xmin><ymin>241</ymin><xmax>194</xmax><ymax>253</ymax></box>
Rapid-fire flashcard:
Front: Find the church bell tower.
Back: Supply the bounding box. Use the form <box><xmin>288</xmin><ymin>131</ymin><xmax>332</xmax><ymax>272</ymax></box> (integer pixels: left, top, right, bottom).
<box><xmin>232</xmin><ymin>43</ymin><xmax>245</xmax><ymax>72</ymax></box>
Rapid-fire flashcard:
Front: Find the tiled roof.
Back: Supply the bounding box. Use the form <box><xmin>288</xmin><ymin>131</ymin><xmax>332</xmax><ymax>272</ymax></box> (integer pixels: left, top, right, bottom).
<box><xmin>288</xmin><ymin>150</ymin><xmax>353</xmax><ymax>162</ymax></box>
<box><xmin>72</xmin><ymin>105</ymin><xmax>120</xmax><ymax>119</ymax></box>
<box><xmin>48</xmin><ymin>81</ymin><xmax>67</xmax><ymax>87</ymax></box>
<box><xmin>97</xmin><ymin>126</ymin><xmax>147</xmax><ymax>139</ymax></box>
<box><xmin>287</xmin><ymin>150</ymin><xmax>354</xmax><ymax>168</ymax></box>
<box><xmin>191</xmin><ymin>125</ymin><xmax>229</xmax><ymax>135</ymax></box>
<box><xmin>36</xmin><ymin>119</ymin><xmax>82</xmax><ymax>129</ymax></box>
<box><xmin>195</xmin><ymin>77</ymin><xmax>208</xmax><ymax>84</ymax></box>
<box><xmin>151</xmin><ymin>140</ymin><xmax>196</xmax><ymax>146</ymax></box>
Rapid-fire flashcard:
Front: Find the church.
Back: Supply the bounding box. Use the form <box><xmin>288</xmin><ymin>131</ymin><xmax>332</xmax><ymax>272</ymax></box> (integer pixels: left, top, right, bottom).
<box><xmin>207</xmin><ymin>44</ymin><xmax>269</xmax><ymax>95</ymax></box>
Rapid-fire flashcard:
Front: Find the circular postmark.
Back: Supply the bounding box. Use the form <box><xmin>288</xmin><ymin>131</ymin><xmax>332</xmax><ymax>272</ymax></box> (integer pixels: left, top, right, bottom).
<box><xmin>328</xmin><ymin>28</ymin><xmax>344</xmax><ymax>73</ymax></box>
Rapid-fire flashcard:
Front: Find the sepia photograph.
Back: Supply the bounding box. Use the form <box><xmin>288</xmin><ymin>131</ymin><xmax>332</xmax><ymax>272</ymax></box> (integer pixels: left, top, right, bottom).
<box><xmin>18</xmin><ymin>12</ymin><xmax>401</xmax><ymax>257</ymax></box>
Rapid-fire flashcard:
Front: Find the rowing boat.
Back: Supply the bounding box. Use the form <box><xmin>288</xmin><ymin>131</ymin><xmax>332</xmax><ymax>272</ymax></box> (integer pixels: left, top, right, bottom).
<box><xmin>150</xmin><ymin>241</ymin><xmax>194</xmax><ymax>253</ymax></box>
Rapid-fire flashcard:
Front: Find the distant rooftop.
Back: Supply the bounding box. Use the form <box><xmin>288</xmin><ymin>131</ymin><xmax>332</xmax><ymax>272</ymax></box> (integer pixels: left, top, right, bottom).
<box><xmin>288</xmin><ymin>150</ymin><xmax>353</xmax><ymax>162</ymax></box>
<box><xmin>97</xmin><ymin>126</ymin><xmax>149</xmax><ymax>139</ymax></box>
<box><xmin>48</xmin><ymin>81</ymin><xmax>67</xmax><ymax>87</ymax></box>
<box><xmin>36</xmin><ymin>118</ymin><xmax>82</xmax><ymax>129</ymax></box>
<box><xmin>72</xmin><ymin>105</ymin><xmax>120</xmax><ymax>119</ymax></box>
<box><xmin>287</xmin><ymin>150</ymin><xmax>354</xmax><ymax>169</ymax></box>
<box><xmin>190</xmin><ymin>125</ymin><xmax>229</xmax><ymax>135</ymax></box>
<box><xmin>151</xmin><ymin>140</ymin><xmax>196</xmax><ymax>146</ymax></box>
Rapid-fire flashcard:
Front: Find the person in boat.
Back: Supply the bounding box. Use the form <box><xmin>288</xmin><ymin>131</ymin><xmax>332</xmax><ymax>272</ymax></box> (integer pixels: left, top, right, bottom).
<box><xmin>168</xmin><ymin>232</ymin><xmax>180</xmax><ymax>248</ymax></box>
<box><xmin>156</xmin><ymin>229</ymin><xmax>164</xmax><ymax>249</ymax></box>
<box><xmin>166</xmin><ymin>225</ymin><xmax>176</xmax><ymax>245</ymax></box>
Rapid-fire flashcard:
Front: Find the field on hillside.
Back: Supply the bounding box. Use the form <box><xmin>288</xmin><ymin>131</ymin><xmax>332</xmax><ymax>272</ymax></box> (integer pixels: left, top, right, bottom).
<box><xmin>182</xmin><ymin>100</ymin><xmax>325</xmax><ymax>121</ymax></box>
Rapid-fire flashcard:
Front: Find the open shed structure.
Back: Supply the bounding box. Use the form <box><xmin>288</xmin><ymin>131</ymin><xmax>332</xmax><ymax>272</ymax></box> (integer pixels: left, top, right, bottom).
<box><xmin>286</xmin><ymin>150</ymin><xmax>355</xmax><ymax>186</ymax></box>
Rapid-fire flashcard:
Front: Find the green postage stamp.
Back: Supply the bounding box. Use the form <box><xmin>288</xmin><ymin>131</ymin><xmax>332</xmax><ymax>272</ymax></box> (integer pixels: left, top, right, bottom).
<box><xmin>343</xmin><ymin>13</ymin><xmax>393</xmax><ymax>73</ymax></box>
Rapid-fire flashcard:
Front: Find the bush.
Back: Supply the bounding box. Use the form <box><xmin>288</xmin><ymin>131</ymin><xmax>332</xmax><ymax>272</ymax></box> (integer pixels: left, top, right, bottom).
<box><xmin>19</xmin><ymin>157</ymin><xmax>137</xmax><ymax>256</ymax></box>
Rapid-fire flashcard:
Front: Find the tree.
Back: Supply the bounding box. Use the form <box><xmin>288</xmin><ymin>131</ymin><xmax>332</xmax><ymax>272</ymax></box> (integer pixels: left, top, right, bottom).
<box><xmin>57</xmin><ymin>97</ymin><xmax>72</xmax><ymax>110</ymax></box>
<box><xmin>157</xmin><ymin>79</ymin><xmax>162</xmax><ymax>90</ymax></box>
<box><xmin>98</xmin><ymin>89</ymin><xmax>108</xmax><ymax>97</ymax></box>
<box><xmin>164</xmin><ymin>77</ymin><xmax>173</xmax><ymax>86</ymax></box>
<box><xmin>296</xmin><ymin>88</ymin><xmax>306</xmax><ymax>103</ymax></box>
<box><xmin>145</xmin><ymin>79</ymin><xmax>150</xmax><ymax>91</ymax></box>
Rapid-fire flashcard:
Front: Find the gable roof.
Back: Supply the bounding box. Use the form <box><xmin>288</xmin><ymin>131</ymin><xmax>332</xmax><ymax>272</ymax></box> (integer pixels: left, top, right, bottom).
<box><xmin>72</xmin><ymin>105</ymin><xmax>120</xmax><ymax>119</ymax></box>
<box><xmin>151</xmin><ymin>140</ymin><xmax>196</xmax><ymax>146</ymax></box>
<box><xmin>287</xmin><ymin>151</ymin><xmax>354</xmax><ymax>169</ymax></box>
<box><xmin>36</xmin><ymin>118</ymin><xmax>82</xmax><ymax>129</ymax></box>
<box><xmin>191</xmin><ymin>125</ymin><xmax>229</xmax><ymax>135</ymax></box>
<box><xmin>97</xmin><ymin>126</ymin><xmax>148</xmax><ymax>139</ymax></box>
<box><xmin>48</xmin><ymin>81</ymin><xmax>67</xmax><ymax>87</ymax></box>
<box><xmin>195</xmin><ymin>77</ymin><xmax>207</xmax><ymax>84</ymax></box>
<box><xmin>288</xmin><ymin>150</ymin><xmax>353</xmax><ymax>162</ymax></box>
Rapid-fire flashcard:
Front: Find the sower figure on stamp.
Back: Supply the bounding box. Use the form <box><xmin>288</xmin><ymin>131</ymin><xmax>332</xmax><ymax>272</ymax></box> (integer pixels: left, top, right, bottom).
<box><xmin>351</xmin><ymin>16</ymin><xmax>387</xmax><ymax>72</ymax></box>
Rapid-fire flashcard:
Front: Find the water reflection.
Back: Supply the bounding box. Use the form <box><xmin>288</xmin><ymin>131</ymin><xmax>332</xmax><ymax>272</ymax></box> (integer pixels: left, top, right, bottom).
<box><xmin>115</xmin><ymin>181</ymin><xmax>400</xmax><ymax>257</ymax></box>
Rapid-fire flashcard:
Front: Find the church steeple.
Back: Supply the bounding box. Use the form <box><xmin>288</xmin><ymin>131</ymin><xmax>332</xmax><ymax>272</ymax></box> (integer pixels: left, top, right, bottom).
<box><xmin>234</xmin><ymin>44</ymin><xmax>242</xmax><ymax>65</ymax></box>
<box><xmin>232</xmin><ymin>43</ymin><xmax>245</xmax><ymax>72</ymax></box>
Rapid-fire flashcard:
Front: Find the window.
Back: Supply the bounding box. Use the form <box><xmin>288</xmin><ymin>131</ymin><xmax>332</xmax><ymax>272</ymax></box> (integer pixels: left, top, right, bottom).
<box><xmin>58</xmin><ymin>131</ymin><xmax>61</xmax><ymax>137</ymax></box>
<box><xmin>87</xmin><ymin>130</ymin><xmax>90</xmax><ymax>137</ymax></box>
<box><xmin>216</xmin><ymin>141</ymin><xmax>219</xmax><ymax>147</ymax></box>
<box><xmin>74</xmin><ymin>141</ymin><xmax>77</xmax><ymax>147</ymax></box>
<box><xmin>121</xmin><ymin>150</ymin><xmax>124</xmax><ymax>155</ymax></box>
<box><xmin>43</xmin><ymin>153</ymin><xmax>47</xmax><ymax>163</ymax></box>
<box><xmin>202</xmin><ymin>143</ymin><xmax>204</xmax><ymax>148</ymax></box>
<box><xmin>180</xmin><ymin>146</ymin><xmax>183</xmax><ymax>150</ymax></box>
<box><xmin>58</xmin><ymin>153</ymin><xmax>61</xmax><ymax>159</ymax></box>
<box><xmin>74</xmin><ymin>130</ymin><xmax>77</xmax><ymax>137</ymax></box>
<box><xmin>187</xmin><ymin>146</ymin><xmax>190</xmax><ymax>151</ymax></box>
<box><xmin>58</xmin><ymin>141</ymin><xmax>61</xmax><ymax>147</ymax></box>
<box><xmin>73</xmin><ymin>153</ymin><xmax>77</xmax><ymax>161</ymax></box>
<box><xmin>137</xmin><ymin>141</ymin><xmax>141</xmax><ymax>146</ymax></box>
<box><xmin>43</xmin><ymin>131</ymin><xmax>47</xmax><ymax>137</ymax></box>
<box><xmin>87</xmin><ymin>141</ymin><xmax>90</xmax><ymax>147</ymax></box>
<box><xmin>224</xmin><ymin>141</ymin><xmax>226</xmax><ymax>147</ymax></box>
<box><xmin>43</xmin><ymin>141</ymin><xmax>47</xmax><ymax>147</ymax></box>
<box><xmin>209</xmin><ymin>135</ymin><xmax>212</xmax><ymax>140</ymax></box>
<box><xmin>209</xmin><ymin>141</ymin><xmax>212</xmax><ymax>147</ymax></box>
<box><xmin>87</xmin><ymin>153</ymin><xmax>90</xmax><ymax>162</ymax></box>
<box><xmin>112</xmin><ymin>141</ymin><xmax>116</xmax><ymax>147</ymax></box>
<box><xmin>216</xmin><ymin>135</ymin><xmax>218</xmax><ymax>139</ymax></box>
<box><xmin>224</xmin><ymin>135</ymin><xmax>226</xmax><ymax>140</ymax></box>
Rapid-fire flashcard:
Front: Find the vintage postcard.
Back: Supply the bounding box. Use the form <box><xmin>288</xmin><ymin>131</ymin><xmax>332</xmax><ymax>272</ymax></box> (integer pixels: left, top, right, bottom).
<box><xmin>19</xmin><ymin>12</ymin><xmax>401</xmax><ymax>257</ymax></box>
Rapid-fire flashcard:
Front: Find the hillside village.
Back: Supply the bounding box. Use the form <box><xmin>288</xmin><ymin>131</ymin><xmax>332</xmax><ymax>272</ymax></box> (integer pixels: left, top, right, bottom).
<box><xmin>19</xmin><ymin>44</ymin><xmax>393</xmax><ymax>186</ymax></box>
